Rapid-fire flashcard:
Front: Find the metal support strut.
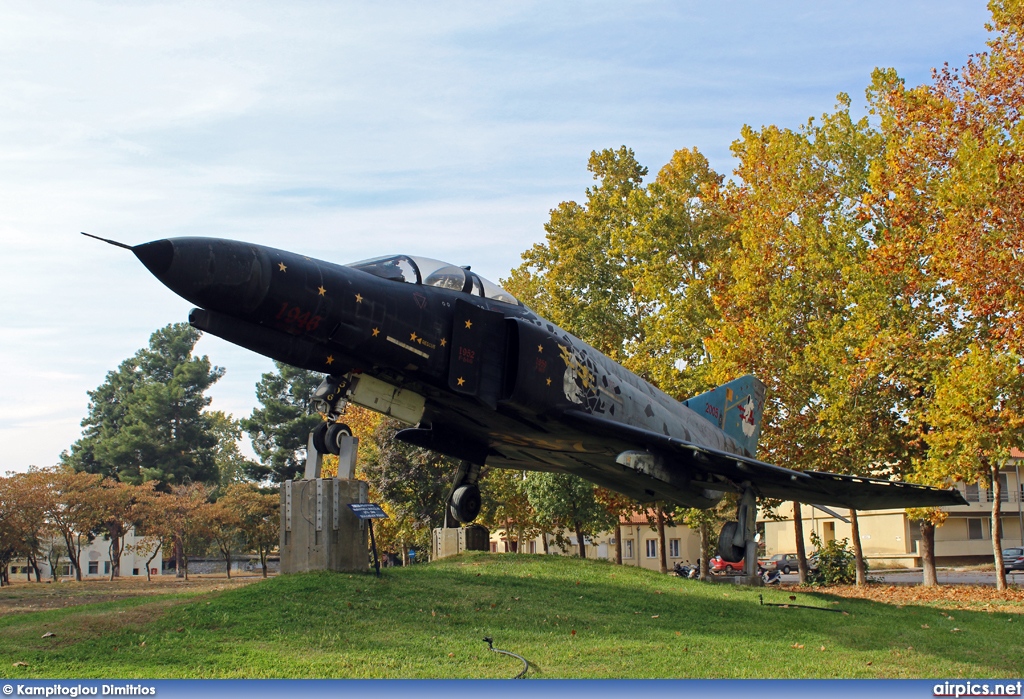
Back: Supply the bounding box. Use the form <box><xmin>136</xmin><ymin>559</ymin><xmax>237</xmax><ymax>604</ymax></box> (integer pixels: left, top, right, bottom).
<box><xmin>735</xmin><ymin>484</ymin><xmax>759</xmax><ymax>582</ymax></box>
<box><xmin>717</xmin><ymin>482</ymin><xmax>760</xmax><ymax>583</ymax></box>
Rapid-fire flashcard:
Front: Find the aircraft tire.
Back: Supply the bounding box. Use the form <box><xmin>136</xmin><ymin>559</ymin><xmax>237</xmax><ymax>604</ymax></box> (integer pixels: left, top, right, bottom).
<box><xmin>451</xmin><ymin>484</ymin><xmax>482</xmax><ymax>523</ymax></box>
<box><xmin>717</xmin><ymin>521</ymin><xmax>745</xmax><ymax>563</ymax></box>
<box><xmin>325</xmin><ymin>423</ymin><xmax>352</xmax><ymax>455</ymax></box>
<box><xmin>312</xmin><ymin>422</ymin><xmax>330</xmax><ymax>455</ymax></box>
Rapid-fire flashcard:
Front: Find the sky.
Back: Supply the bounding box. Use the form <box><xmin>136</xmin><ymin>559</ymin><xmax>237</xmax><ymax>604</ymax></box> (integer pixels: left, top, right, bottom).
<box><xmin>0</xmin><ymin>1</ymin><xmax>995</xmax><ymax>474</ymax></box>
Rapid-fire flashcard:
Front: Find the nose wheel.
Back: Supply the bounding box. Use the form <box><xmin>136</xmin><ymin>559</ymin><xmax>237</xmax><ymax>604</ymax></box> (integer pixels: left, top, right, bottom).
<box><xmin>312</xmin><ymin>421</ymin><xmax>353</xmax><ymax>456</ymax></box>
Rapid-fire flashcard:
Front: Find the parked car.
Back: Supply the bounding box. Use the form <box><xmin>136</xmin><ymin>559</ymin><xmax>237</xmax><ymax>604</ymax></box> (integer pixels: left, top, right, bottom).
<box><xmin>709</xmin><ymin>555</ymin><xmax>745</xmax><ymax>574</ymax></box>
<box><xmin>763</xmin><ymin>553</ymin><xmax>800</xmax><ymax>575</ymax></box>
<box><xmin>763</xmin><ymin>552</ymin><xmax>821</xmax><ymax>574</ymax></box>
<box><xmin>1003</xmin><ymin>548</ymin><xmax>1024</xmax><ymax>572</ymax></box>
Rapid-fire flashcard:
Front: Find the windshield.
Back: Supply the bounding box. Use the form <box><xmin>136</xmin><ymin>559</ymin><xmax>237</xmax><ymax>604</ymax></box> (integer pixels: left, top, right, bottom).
<box><xmin>348</xmin><ymin>254</ymin><xmax>520</xmax><ymax>305</ymax></box>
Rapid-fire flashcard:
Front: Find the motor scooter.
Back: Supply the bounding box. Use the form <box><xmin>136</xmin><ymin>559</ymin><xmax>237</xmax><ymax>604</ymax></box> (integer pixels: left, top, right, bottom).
<box><xmin>759</xmin><ymin>564</ymin><xmax>781</xmax><ymax>585</ymax></box>
<box><xmin>672</xmin><ymin>562</ymin><xmax>699</xmax><ymax>579</ymax></box>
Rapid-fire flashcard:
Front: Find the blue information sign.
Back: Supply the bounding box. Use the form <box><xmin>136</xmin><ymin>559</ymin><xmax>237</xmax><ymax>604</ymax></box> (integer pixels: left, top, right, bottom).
<box><xmin>348</xmin><ymin>503</ymin><xmax>388</xmax><ymax>519</ymax></box>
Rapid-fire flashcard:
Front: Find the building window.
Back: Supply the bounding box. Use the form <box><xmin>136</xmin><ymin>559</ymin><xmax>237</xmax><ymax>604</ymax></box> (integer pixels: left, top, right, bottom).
<box><xmin>104</xmin><ymin>561</ymin><xmax>110</xmax><ymax>575</ymax></box>
<box><xmin>133</xmin><ymin>568</ymin><xmax>139</xmax><ymax>576</ymax></box>
<box><xmin>529</xmin><ymin>541</ymin><xmax>536</xmax><ymax>554</ymax></box>
<box><xmin>646</xmin><ymin>539</ymin><xmax>658</xmax><ymax>558</ymax></box>
<box><xmin>625</xmin><ymin>540</ymin><xmax>634</xmax><ymax>559</ymax></box>
<box><xmin>609</xmin><ymin>537</ymin><xmax>616</xmax><ymax>545</ymax></box>
<box><xmin>490</xmin><ymin>542</ymin><xmax>497</xmax><ymax>552</ymax></box>
<box><xmin>967</xmin><ymin>518</ymin><xmax>987</xmax><ymax>540</ymax></box>
<box><xmin>965</xmin><ymin>483</ymin><xmax>980</xmax><ymax>502</ymax></box>
<box><xmin>88</xmin><ymin>561</ymin><xmax>98</xmax><ymax>575</ymax></box>
<box><xmin>669</xmin><ymin>539</ymin><xmax>680</xmax><ymax>558</ymax></box>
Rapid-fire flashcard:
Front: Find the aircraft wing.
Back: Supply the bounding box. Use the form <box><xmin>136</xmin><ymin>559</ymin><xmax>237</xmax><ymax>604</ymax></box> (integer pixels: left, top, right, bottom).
<box><xmin>558</xmin><ymin>410</ymin><xmax>967</xmax><ymax>510</ymax></box>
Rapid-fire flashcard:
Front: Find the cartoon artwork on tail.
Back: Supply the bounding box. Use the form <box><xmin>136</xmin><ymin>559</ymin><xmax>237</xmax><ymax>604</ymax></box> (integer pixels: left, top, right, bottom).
<box><xmin>682</xmin><ymin>375</ymin><xmax>766</xmax><ymax>457</ymax></box>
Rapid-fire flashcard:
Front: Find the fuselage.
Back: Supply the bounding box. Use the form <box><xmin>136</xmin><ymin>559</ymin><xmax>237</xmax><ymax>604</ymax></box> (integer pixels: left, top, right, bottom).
<box><xmin>135</xmin><ymin>236</ymin><xmax>748</xmax><ymax>505</ymax></box>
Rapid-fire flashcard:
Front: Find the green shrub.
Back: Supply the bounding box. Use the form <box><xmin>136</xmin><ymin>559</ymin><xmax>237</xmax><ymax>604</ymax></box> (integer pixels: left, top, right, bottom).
<box><xmin>806</xmin><ymin>532</ymin><xmax>861</xmax><ymax>585</ymax></box>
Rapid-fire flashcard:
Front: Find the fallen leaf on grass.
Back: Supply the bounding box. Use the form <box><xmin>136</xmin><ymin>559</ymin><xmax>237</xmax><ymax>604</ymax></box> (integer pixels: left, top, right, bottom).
<box><xmin>41</xmin><ymin>632</ymin><xmax>55</xmax><ymax>638</ymax></box>
<box><xmin>791</xmin><ymin>643</ymin><xmax>804</xmax><ymax>649</ymax></box>
<box><xmin>651</xmin><ymin>615</ymin><xmax>660</xmax><ymax>619</ymax></box>
<box><xmin>571</xmin><ymin>629</ymin><xmax>577</xmax><ymax>636</ymax></box>
<box><xmin>921</xmin><ymin>624</ymin><xmax>930</xmax><ymax>629</ymax></box>
<box><xmin>820</xmin><ymin>646</ymin><xmax>826</xmax><ymax>651</ymax></box>
<box><xmin>13</xmin><ymin>661</ymin><xmax>28</xmax><ymax>667</ymax></box>
<box><xmin>866</xmin><ymin>661</ymin><xmax>873</xmax><ymax>666</ymax></box>
<box><xmin>448</xmin><ymin>653</ymin><xmax>455</xmax><ymax>658</ymax></box>
<box><xmin>951</xmin><ymin>628</ymin><xmax>961</xmax><ymax>633</ymax></box>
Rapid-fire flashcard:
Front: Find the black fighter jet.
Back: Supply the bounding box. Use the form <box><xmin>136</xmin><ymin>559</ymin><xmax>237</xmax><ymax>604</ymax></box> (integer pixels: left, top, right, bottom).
<box><xmin>86</xmin><ymin>233</ymin><xmax>966</xmax><ymax>564</ymax></box>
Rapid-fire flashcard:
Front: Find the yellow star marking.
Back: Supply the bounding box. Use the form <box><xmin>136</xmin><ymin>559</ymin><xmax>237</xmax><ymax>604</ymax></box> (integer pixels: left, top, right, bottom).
<box><xmin>457</xmin><ymin>377</ymin><xmax>466</xmax><ymax>386</ymax></box>
<box><xmin>464</xmin><ymin>320</ymin><xmax>473</xmax><ymax>329</ymax></box>
<box><xmin>278</xmin><ymin>262</ymin><xmax>287</xmax><ymax>272</ymax></box>
<box><xmin>546</xmin><ymin>378</ymin><xmax>552</xmax><ymax>386</ymax></box>
<box><xmin>372</xmin><ymin>327</ymin><xmax>380</xmax><ymax>337</ymax></box>
<box><xmin>325</xmin><ymin>355</ymin><xmax>335</xmax><ymax>365</ymax></box>
<box><xmin>318</xmin><ymin>286</ymin><xmax>327</xmax><ymax>296</ymax></box>
<box><xmin>355</xmin><ymin>293</ymin><xmax>363</xmax><ymax>303</ymax></box>
<box><xmin>538</xmin><ymin>345</ymin><xmax>544</xmax><ymax>353</ymax></box>
<box><xmin>440</xmin><ymin>338</ymin><xmax>447</xmax><ymax>347</ymax></box>
<box><xmin>410</xmin><ymin>331</ymin><xmax>419</xmax><ymax>342</ymax></box>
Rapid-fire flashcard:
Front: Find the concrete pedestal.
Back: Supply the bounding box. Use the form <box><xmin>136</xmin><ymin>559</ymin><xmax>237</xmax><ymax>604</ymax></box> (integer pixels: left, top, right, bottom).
<box><xmin>280</xmin><ymin>478</ymin><xmax>369</xmax><ymax>573</ymax></box>
<box><xmin>431</xmin><ymin>524</ymin><xmax>490</xmax><ymax>560</ymax></box>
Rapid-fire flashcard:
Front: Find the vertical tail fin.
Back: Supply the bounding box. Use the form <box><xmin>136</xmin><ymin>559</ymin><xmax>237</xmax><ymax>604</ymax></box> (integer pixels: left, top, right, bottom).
<box><xmin>683</xmin><ymin>375</ymin><xmax>766</xmax><ymax>457</ymax></box>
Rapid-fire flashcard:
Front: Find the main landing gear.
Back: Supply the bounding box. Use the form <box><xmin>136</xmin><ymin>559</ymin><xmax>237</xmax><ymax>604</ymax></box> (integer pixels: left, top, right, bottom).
<box><xmin>717</xmin><ymin>484</ymin><xmax>760</xmax><ymax>583</ymax></box>
<box><xmin>445</xmin><ymin>460</ymin><xmax>482</xmax><ymax>526</ymax></box>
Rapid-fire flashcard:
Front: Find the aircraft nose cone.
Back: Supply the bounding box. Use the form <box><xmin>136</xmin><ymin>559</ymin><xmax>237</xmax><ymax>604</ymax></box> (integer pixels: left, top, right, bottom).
<box><xmin>134</xmin><ymin>237</ymin><xmax>271</xmax><ymax>314</ymax></box>
<box><xmin>132</xmin><ymin>239</ymin><xmax>174</xmax><ymax>277</ymax></box>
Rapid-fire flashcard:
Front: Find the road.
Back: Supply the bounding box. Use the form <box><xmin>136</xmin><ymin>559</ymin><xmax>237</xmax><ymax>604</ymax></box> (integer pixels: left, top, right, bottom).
<box><xmin>774</xmin><ymin>568</ymin><xmax>1024</xmax><ymax>586</ymax></box>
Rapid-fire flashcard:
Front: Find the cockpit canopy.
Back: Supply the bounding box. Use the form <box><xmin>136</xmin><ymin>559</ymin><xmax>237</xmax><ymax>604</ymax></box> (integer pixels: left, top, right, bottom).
<box><xmin>348</xmin><ymin>254</ymin><xmax>520</xmax><ymax>306</ymax></box>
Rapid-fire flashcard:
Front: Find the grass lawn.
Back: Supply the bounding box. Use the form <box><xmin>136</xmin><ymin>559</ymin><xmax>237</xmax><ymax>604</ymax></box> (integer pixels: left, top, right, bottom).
<box><xmin>1</xmin><ymin>552</ymin><xmax>1022</xmax><ymax>679</ymax></box>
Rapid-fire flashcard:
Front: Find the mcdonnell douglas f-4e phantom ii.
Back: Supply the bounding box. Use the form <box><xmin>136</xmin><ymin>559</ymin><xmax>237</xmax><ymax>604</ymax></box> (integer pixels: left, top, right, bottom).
<box><xmin>86</xmin><ymin>233</ymin><xmax>966</xmax><ymax>567</ymax></box>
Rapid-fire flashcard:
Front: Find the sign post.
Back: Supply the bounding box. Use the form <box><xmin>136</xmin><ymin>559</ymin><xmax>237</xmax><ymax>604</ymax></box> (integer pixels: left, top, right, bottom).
<box><xmin>347</xmin><ymin>503</ymin><xmax>388</xmax><ymax>577</ymax></box>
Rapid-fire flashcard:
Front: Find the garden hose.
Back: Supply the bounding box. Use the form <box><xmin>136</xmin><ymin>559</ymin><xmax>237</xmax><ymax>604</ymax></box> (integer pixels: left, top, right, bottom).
<box><xmin>483</xmin><ymin>636</ymin><xmax>528</xmax><ymax>679</ymax></box>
